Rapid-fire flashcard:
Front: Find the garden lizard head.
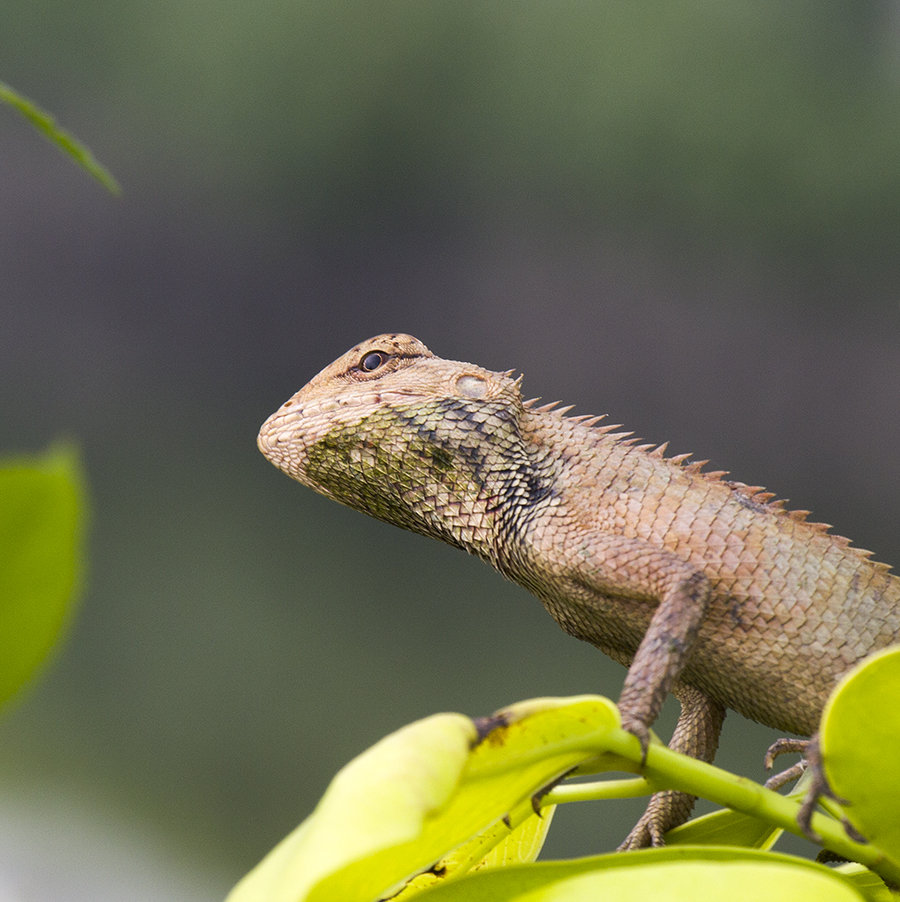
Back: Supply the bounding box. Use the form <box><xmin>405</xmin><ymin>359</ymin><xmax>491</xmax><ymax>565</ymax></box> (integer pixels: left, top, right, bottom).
<box><xmin>257</xmin><ymin>333</ymin><xmax>528</xmax><ymax>550</ymax></box>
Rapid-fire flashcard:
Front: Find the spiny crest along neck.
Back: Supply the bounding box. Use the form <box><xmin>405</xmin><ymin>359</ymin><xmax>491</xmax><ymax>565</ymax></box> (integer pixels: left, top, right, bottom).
<box><xmin>257</xmin><ymin>334</ymin><xmax>530</xmax><ymax>549</ymax></box>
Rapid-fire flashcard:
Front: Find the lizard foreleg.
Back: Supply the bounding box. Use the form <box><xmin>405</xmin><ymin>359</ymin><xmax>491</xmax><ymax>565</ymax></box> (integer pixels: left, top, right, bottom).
<box><xmin>615</xmin><ymin>566</ymin><xmax>711</xmax><ymax>755</ymax></box>
<box><xmin>568</xmin><ymin>536</ymin><xmax>712</xmax><ymax>756</ymax></box>
<box><xmin>564</xmin><ymin>536</ymin><xmax>716</xmax><ymax>846</ymax></box>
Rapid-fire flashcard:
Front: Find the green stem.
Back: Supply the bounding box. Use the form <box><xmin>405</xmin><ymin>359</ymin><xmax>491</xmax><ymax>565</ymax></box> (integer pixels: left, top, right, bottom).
<box><xmin>543</xmin><ymin>776</ymin><xmax>653</xmax><ymax>804</ymax></box>
<box><xmin>509</xmin><ymin>722</ymin><xmax>900</xmax><ymax>886</ymax></box>
<box><xmin>646</xmin><ymin>735</ymin><xmax>900</xmax><ymax>885</ymax></box>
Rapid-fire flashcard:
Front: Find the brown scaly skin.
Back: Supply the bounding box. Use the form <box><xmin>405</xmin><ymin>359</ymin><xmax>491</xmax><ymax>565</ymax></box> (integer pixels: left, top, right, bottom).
<box><xmin>258</xmin><ymin>334</ymin><xmax>900</xmax><ymax>848</ymax></box>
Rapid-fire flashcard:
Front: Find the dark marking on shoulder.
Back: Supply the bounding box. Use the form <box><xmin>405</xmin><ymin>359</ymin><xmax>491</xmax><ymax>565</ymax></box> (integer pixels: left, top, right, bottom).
<box><xmin>526</xmin><ymin>474</ymin><xmax>552</xmax><ymax>506</ymax></box>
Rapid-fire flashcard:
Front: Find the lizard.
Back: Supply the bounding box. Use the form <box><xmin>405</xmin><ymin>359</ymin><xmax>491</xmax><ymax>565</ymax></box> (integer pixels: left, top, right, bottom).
<box><xmin>257</xmin><ymin>332</ymin><xmax>900</xmax><ymax>849</ymax></box>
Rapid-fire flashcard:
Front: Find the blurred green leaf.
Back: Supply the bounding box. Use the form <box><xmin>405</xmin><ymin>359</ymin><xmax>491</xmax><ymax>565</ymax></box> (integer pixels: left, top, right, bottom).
<box><xmin>0</xmin><ymin>80</ymin><xmax>120</xmax><ymax>193</ymax></box>
<box><xmin>821</xmin><ymin>645</ymin><xmax>900</xmax><ymax>861</ymax></box>
<box><xmin>0</xmin><ymin>445</ymin><xmax>87</xmax><ymax>708</ymax></box>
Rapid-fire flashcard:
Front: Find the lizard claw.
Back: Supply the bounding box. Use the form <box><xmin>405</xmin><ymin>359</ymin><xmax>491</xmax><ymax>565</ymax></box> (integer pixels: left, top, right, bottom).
<box><xmin>765</xmin><ymin>737</ymin><xmax>813</xmax><ymax>799</ymax></box>
<box><xmin>764</xmin><ymin>736</ymin><xmax>822</xmax><ymax>840</ymax></box>
<box><xmin>765</xmin><ymin>761</ymin><xmax>807</xmax><ymax>793</ymax></box>
<box><xmin>530</xmin><ymin>769</ymin><xmax>575</xmax><ymax>816</ymax></box>
<box><xmin>619</xmin><ymin>713</ymin><xmax>652</xmax><ymax>765</ymax></box>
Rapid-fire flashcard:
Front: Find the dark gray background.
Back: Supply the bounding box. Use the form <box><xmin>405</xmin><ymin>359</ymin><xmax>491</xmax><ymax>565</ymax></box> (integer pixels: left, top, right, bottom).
<box><xmin>2</xmin><ymin>3</ymin><xmax>898</xmax><ymax>898</ymax></box>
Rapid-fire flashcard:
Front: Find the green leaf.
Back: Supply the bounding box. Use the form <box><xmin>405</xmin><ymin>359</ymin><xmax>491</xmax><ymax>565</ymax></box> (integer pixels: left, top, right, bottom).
<box><xmin>229</xmin><ymin>684</ymin><xmax>900</xmax><ymax>899</ymax></box>
<box><xmin>408</xmin><ymin>847</ymin><xmax>866</xmax><ymax>901</ymax></box>
<box><xmin>666</xmin><ymin>806</ymin><xmax>782</xmax><ymax>849</ymax></box>
<box><xmin>228</xmin><ymin>712</ymin><xmax>478</xmax><ymax>902</ymax></box>
<box><xmin>226</xmin><ymin>696</ymin><xmax>622</xmax><ymax>902</ymax></box>
<box><xmin>389</xmin><ymin>801</ymin><xmax>556</xmax><ymax>899</ymax></box>
<box><xmin>0</xmin><ymin>80</ymin><xmax>120</xmax><ymax>194</ymax></box>
<box><xmin>821</xmin><ymin>645</ymin><xmax>900</xmax><ymax>860</ymax></box>
<box><xmin>0</xmin><ymin>445</ymin><xmax>86</xmax><ymax>708</ymax></box>
<box><xmin>474</xmin><ymin>804</ymin><xmax>556</xmax><ymax>868</ymax></box>
<box><xmin>835</xmin><ymin>863</ymin><xmax>895</xmax><ymax>902</ymax></box>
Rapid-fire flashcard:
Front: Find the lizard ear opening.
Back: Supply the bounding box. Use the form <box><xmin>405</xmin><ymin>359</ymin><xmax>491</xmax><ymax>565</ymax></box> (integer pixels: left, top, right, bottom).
<box><xmin>456</xmin><ymin>373</ymin><xmax>488</xmax><ymax>399</ymax></box>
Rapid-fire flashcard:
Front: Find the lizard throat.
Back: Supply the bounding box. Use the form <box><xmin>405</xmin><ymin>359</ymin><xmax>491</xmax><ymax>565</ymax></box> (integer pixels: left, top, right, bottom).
<box><xmin>301</xmin><ymin>399</ymin><xmax>550</xmax><ymax>557</ymax></box>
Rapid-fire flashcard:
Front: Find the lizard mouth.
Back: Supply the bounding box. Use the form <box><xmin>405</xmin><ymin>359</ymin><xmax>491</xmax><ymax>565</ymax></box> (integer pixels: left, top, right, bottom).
<box><xmin>257</xmin><ymin>408</ymin><xmax>301</xmax><ymax>466</ymax></box>
<box><xmin>256</xmin><ymin>423</ymin><xmax>282</xmax><ymax>468</ymax></box>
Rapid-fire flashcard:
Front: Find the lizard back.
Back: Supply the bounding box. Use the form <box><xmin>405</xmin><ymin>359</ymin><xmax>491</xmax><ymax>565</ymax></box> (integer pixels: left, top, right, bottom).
<box><xmin>511</xmin><ymin>409</ymin><xmax>900</xmax><ymax>735</ymax></box>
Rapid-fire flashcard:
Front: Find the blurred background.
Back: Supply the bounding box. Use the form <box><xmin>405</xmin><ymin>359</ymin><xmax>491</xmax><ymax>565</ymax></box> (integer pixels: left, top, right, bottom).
<box><xmin>2</xmin><ymin>1</ymin><xmax>899</xmax><ymax>898</ymax></box>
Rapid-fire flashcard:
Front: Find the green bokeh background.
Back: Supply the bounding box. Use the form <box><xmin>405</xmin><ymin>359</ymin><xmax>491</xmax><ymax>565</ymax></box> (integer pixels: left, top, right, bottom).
<box><xmin>2</xmin><ymin>2</ymin><xmax>899</xmax><ymax>898</ymax></box>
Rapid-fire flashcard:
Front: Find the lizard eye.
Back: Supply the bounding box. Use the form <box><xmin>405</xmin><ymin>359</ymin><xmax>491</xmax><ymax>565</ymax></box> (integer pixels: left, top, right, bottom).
<box><xmin>360</xmin><ymin>351</ymin><xmax>388</xmax><ymax>372</ymax></box>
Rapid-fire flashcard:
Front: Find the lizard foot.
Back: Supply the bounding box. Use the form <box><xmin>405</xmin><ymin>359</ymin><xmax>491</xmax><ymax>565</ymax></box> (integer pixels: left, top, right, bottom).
<box><xmin>764</xmin><ymin>737</ymin><xmax>809</xmax><ymax>791</ymax></box>
<box><xmin>764</xmin><ymin>734</ymin><xmax>863</xmax><ymax>843</ymax></box>
<box><xmin>617</xmin><ymin>789</ymin><xmax>695</xmax><ymax>850</ymax></box>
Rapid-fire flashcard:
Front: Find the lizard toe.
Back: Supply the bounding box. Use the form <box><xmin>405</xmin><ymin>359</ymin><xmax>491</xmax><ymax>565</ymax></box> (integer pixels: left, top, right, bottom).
<box><xmin>617</xmin><ymin>812</ymin><xmax>662</xmax><ymax>851</ymax></box>
<box><xmin>764</xmin><ymin>736</ymin><xmax>810</xmax><ymax>771</ymax></box>
<box><xmin>617</xmin><ymin>789</ymin><xmax>693</xmax><ymax>851</ymax></box>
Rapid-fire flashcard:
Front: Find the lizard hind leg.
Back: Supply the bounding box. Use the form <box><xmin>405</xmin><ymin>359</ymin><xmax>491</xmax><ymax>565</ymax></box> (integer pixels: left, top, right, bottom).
<box><xmin>618</xmin><ymin>685</ymin><xmax>725</xmax><ymax>850</ymax></box>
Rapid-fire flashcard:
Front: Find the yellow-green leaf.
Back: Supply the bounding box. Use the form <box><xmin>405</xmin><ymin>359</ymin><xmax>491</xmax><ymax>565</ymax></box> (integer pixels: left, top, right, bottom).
<box><xmin>666</xmin><ymin>806</ymin><xmax>782</xmax><ymax>849</ymax></box>
<box><xmin>0</xmin><ymin>445</ymin><xmax>86</xmax><ymax>708</ymax></box>
<box><xmin>389</xmin><ymin>801</ymin><xmax>556</xmax><ymax>900</ymax></box>
<box><xmin>410</xmin><ymin>847</ymin><xmax>865</xmax><ymax>902</ymax></box>
<box><xmin>228</xmin><ymin>713</ymin><xmax>476</xmax><ymax>902</ymax></box>
<box><xmin>474</xmin><ymin>803</ymin><xmax>555</xmax><ymax>869</ymax></box>
<box><xmin>836</xmin><ymin>863</ymin><xmax>895</xmax><ymax>902</ymax></box>
<box><xmin>227</xmin><ymin>696</ymin><xmax>622</xmax><ymax>902</ymax></box>
<box><xmin>821</xmin><ymin>645</ymin><xmax>900</xmax><ymax>859</ymax></box>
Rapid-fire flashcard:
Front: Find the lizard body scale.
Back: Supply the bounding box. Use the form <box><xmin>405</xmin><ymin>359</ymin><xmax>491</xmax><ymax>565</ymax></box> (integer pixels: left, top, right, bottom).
<box><xmin>257</xmin><ymin>333</ymin><xmax>900</xmax><ymax>847</ymax></box>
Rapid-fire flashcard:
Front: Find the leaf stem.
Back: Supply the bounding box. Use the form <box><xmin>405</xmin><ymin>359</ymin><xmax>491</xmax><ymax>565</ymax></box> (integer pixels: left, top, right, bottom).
<box><xmin>543</xmin><ymin>776</ymin><xmax>653</xmax><ymax>804</ymax></box>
